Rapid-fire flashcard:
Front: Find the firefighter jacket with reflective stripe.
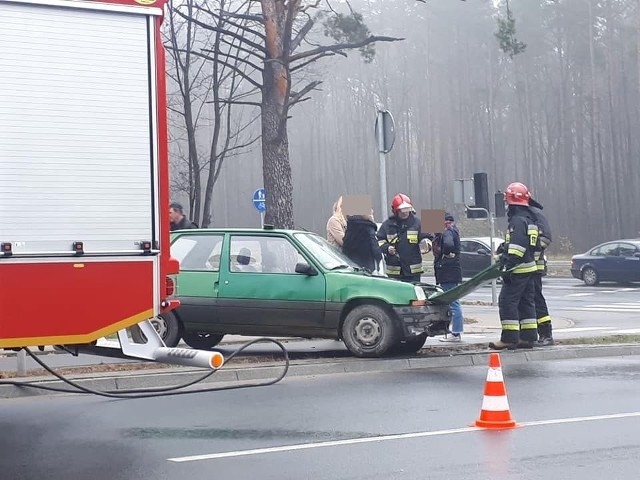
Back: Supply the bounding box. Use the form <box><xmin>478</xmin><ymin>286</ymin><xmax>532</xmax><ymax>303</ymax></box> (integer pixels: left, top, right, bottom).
<box><xmin>530</xmin><ymin>206</ymin><xmax>553</xmax><ymax>272</ymax></box>
<box><xmin>377</xmin><ymin>214</ymin><xmax>424</xmax><ymax>277</ymax></box>
<box><xmin>500</xmin><ymin>205</ymin><xmax>538</xmax><ymax>275</ymax></box>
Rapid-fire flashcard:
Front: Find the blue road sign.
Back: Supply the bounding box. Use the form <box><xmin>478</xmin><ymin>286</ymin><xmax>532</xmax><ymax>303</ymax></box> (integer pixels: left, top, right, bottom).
<box><xmin>253</xmin><ymin>188</ymin><xmax>266</xmax><ymax>213</ymax></box>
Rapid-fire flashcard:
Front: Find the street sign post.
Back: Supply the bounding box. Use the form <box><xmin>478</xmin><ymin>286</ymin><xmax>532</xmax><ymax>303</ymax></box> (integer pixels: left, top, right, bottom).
<box><xmin>253</xmin><ymin>188</ymin><xmax>266</xmax><ymax>227</ymax></box>
<box><xmin>375</xmin><ymin>110</ymin><xmax>395</xmax><ymax>220</ymax></box>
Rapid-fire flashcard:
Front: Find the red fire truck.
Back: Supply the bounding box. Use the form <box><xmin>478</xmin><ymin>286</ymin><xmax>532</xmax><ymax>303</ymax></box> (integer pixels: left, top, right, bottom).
<box><xmin>0</xmin><ymin>0</ymin><xmax>221</xmax><ymax>369</ymax></box>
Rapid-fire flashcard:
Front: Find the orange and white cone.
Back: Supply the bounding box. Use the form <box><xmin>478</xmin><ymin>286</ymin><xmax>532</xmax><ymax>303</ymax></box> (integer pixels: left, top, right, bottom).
<box><xmin>475</xmin><ymin>353</ymin><xmax>517</xmax><ymax>429</ymax></box>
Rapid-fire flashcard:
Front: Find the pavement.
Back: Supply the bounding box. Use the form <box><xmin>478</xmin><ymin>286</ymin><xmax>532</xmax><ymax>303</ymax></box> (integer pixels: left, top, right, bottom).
<box><xmin>1</xmin><ymin>304</ymin><xmax>638</xmax><ymax>400</ymax></box>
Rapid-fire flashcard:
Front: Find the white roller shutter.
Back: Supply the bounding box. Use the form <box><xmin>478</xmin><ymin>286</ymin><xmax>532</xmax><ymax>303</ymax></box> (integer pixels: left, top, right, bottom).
<box><xmin>0</xmin><ymin>0</ymin><xmax>159</xmax><ymax>255</ymax></box>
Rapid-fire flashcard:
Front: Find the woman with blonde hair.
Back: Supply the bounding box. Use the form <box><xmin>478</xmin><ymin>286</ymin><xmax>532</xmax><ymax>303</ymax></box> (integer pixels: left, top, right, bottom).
<box><xmin>326</xmin><ymin>196</ymin><xmax>347</xmax><ymax>248</ymax></box>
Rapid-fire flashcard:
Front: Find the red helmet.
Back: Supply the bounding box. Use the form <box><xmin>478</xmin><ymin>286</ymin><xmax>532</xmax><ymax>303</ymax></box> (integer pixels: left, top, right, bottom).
<box><xmin>504</xmin><ymin>182</ymin><xmax>531</xmax><ymax>206</ymax></box>
<box><xmin>391</xmin><ymin>193</ymin><xmax>413</xmax><ymax>213</ymax></box>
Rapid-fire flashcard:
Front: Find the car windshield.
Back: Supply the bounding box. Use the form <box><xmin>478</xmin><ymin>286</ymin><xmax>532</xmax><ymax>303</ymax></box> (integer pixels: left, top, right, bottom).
<box><xmin>293</xmin><ymin>232</ymin><xmax>358</xmax><ymax>270</ymax></box>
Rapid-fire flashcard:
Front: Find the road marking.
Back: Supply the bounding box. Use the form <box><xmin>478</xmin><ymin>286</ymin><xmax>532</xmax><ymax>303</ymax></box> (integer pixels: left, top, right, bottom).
<box><xmin>566</xmin><ymin>293</ymin><xmax>594</xmax><ymax>297</ymax></box>
<box><xmin>585</xmin><ymin>304</ymin><xmax>640</xmax><ymax>309</ymax></box>
<box><xmin>167</xmin><ymin>412</ymin><xmax>640</xmax><ymax>463</ymax></box>
<box><xmin>611</xmin><ymin>329</ymin><xmax>640</xmax><ymax>334</ymax></box>
<box><xmin>561</xmin><ymin>307</ymin><xmax>640</xmax><ymax>313</ymax></box>
<box><xmin>168</xmin><ymin>426</ymin><xmax>478</xmax><ymax>462</ymax></box>
<box><xmin>552</xmin><ymin>327</ymin><xmax>609</xmax><ymax>333</ymax></box>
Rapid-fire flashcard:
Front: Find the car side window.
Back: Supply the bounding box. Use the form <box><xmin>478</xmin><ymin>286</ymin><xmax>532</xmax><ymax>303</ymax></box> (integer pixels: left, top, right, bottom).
<box><xmin>459</xmin><ymin>241</ymin><xmax>472</xmax><ymax>253</ymax></box>
<box><xmin>618</xmin><ymin>243</ymin><xmax>637</xmax><ymax>257</ymax></box>
<box><xmin>230</xmin><ymin>235</ymin><xmax>305</xmax><ymax>274</ymax></box>
<box><xmin>599</xmin><ymin>243</ymin><xmax>620</xmax><ymax>257</ymax></box>
<box><xmin>172</xmin><ymin>235</ymin><xmax>224</xmax><ymax>271</ymax></box>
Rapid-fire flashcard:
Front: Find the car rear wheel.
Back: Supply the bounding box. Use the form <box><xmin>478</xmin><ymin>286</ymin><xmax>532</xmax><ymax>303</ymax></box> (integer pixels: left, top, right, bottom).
<box><xmin>582</xmin><ymin>267</ymin><xmax>599</xmax><ymax>286</ymax></box>
<box><xmin>182</xmin><ymin>332</ymin><xmax>224</xmax><ymax>350</ymax></box>
<box><xmin>129</xmin><ymin>311</ymin><xmax>182</xmax><ymax>347</ymax></box>
<box><xmin>342</xmin><ymin>305</ymin><xmax>398</xmax><ymax>358</ymax></box>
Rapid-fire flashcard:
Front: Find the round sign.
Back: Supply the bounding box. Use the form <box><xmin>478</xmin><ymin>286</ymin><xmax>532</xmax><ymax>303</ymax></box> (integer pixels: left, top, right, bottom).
<box><xmin>253</xmin><ymin>188</ymin><xmax>266</xmax><ymax>213</ymax></box>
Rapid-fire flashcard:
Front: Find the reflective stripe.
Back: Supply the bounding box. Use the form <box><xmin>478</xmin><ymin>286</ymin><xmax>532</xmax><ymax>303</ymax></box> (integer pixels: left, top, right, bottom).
<box><xmin>513</xmin><ymin>262</ymin><xmax>537</xmax><ymax>274</ymax></box>
<box><xmin>480</xmin><ymin>395</ymin><xmax>511</xmax><ymax>412</ymax></box>
<box><xmin>508</xmin><ymin>244</ymin><xmax>526</xmax><ymax>257</ymax></box>
<box><xmin>407</xmin><ymin>234</ymin><xmax>418</xmax><ymax>244</ymax></box>
<box><xmin>502</xmin><ymin>319</ymin><xmax>520</xmax><ymax>331</ymax></box>
<box><xmin>487</xmin><ymin>369</ymin><xmax>504</xmax><ymax>382</ymax></box>
<box><xmin>386</xmin><ymin>266</ymin><xmax>401</xmax><ymax>275</ymax></box>
<box><xmin>387</xmin><ymin>235</ymin><xmax>398</xmax><ymax>243</ymax></box>
<box><xmin>521</xmin><ymin>320</ymin><xmax>538</xmax><ymax>330</ymax></box>
<box><xmin>410</xmin><ymin>263</ymin><xmax>423</xmax><ymax>273</ymax></box>
<box><xmin>528</xmin><ymin>224</ymin><xmax>539</xmax><ymax>247</ymax></box>
<box><xmin>378</xmin><ymin>239</ymin><xmax>387</xmax><ymax>247</ymax></box>
<box><xmin>537</xmin><ymin>315</ymin><xmax>551</xmax><ymax>324</ymax></box>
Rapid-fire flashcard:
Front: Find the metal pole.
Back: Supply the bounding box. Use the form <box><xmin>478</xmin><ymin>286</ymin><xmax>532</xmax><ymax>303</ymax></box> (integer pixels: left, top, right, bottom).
<box><xmin>489</xmin><ymin>213</ymin><xmax>497</xmax><ymax>306</ymax></box>
<box><xmin>377</xmin><ymin>111</ymin><xmax>388</xmax><ymax>221</ymax></box>
<box><xmin>465</xmin><ymin>205</ymin><xmax>498</xmax><ymax>306</ymax></box>
<box><xmin>16</xmin><ymin>349</ymin><xmax>26</xmax><ymax>377</ymax></box>
<box><xmin>260</xmin><ymin>211</ymin><xmax>264</xmax><ymax>229</ymax></box>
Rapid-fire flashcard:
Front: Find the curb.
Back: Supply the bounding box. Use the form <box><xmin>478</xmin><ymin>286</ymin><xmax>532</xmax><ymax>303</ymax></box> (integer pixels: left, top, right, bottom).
<box><xmin>2</xmin><ymin>343</ymin><xmax>640</xmax><ymax>399</ymax></box>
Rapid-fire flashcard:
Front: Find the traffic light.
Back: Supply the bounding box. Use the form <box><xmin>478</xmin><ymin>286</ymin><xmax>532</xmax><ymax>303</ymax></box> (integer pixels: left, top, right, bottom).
<box><xmin>466</xmin><ymin>172</ymin><xmax>489</xmax><ymax>219</ymax></box>
<box><xmin>473</xmin><ymin>173</ymin><xmax>489</xmax><ymax>211</ymax></box>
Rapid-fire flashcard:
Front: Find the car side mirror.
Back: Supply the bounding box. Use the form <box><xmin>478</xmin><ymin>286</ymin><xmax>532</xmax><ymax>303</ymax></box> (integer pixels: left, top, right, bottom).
<box><xmin>295</xmin><ymin>262</ymin><xmax>318</xmax><ymax>276</ymax></box>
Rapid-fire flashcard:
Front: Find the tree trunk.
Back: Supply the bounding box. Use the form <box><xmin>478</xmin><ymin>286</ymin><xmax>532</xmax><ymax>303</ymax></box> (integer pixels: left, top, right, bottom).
<box><xmin>260</xmin><ymin>0</ymin><xmax>294</xmax><ymax>229</ymax></box>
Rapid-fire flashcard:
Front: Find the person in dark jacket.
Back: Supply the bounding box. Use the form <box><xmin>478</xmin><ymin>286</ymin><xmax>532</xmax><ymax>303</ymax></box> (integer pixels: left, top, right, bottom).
<box><xmin>342</xmin><ymin>214</ymin><xmax>382</xmax><ymax>273</ymax></box>
<box><xmin>376</xmin><ymin>193</ymin><xmax>425</xmax><ymax>282</ymax></box>
<box><xmin>529</xmin><ymin>198</ymin><xmax>554</xmax><ymax>346</ymax></box>
<box><xmin>433</xmin><ymin>213</ymin><xmax>464</xmax><ymax>342</ymax></box>
<box><xmin>169</xmin><ymin>202</ymin><xmax>198</xmax><ymax>231</ymax></box>
<box><xmin>489</xmin><ymin>182</ymin><xmax>539</xmax><ymax>350</ymax></box>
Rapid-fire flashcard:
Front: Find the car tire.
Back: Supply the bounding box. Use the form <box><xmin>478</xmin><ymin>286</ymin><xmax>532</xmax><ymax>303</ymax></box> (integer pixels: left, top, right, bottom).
<box><xmin>342</xmin><ymin>304</ymin><xmax>398</xmax><ymax>358</ymax></box>
<box><xmin>129</xmin><ymin>311</ymin><xmax>182</xmax><ymax>347</ymax></box>
<box><xmin>182</xmin><ymin>332</ymin><xmax>225</xmax><ymax>350</ymax></box>
<box><xmin>582</xmin><ymin>267</ymin><xmax>599</xmax><ymax>286</ymax></box>
<box><xmin>392</xmin><ymin>333</ymin><xmax>427</xmax><ymax>355</ymax></box>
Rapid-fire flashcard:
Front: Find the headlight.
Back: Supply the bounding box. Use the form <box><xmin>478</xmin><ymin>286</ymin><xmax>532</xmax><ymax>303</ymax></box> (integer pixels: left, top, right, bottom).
<box><xmin>414</xmin><ymin>286</ymin><xmax>426</xmax><ymax>301</ymax></box>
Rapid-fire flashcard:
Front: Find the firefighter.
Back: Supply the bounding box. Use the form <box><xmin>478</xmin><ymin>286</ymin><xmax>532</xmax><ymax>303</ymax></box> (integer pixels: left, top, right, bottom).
<box><xmin>377</xmin><ymin>193</ymin><xmax>426</xmax><ymax>283</ymax></box>
<box><xmin>489</xmin><ymin>182</ymin><xmax>539</xmax><ymax>350</ymax></box>
<box><xmin>529</xmin><ymin>198</ymin><xmax>554</xmax><ymax>346</ymax></box>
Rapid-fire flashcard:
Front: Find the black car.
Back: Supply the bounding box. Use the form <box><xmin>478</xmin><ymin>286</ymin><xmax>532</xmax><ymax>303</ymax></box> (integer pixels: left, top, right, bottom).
<box><xmin>571</xmin><ymin>239</ymin><xmax>640</xmax><ymax>286</ymax></box>
<box><xmin>459</xmin><ymin>237</ymin><xmax>502</xmax><ymax>278</ymax></box>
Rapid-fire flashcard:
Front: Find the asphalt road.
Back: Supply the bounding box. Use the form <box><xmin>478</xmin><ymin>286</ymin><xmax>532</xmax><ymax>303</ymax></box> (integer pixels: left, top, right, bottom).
<box><xmin>2</xmin><ymin>356</ymin><xmax>640</xmax><ymax>479</ymax></box>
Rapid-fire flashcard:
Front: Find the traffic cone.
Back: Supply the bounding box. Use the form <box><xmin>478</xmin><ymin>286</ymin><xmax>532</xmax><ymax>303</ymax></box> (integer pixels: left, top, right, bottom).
<box><xmin>475</xmin><ymin>353</ymin><xmax>517</xmax><ymax>429</ymax></box>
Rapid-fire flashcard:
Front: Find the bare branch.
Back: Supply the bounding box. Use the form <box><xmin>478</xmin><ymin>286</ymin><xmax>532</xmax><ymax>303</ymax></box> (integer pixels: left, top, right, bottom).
<box><xmin>175</xmin><ymin>48</ymin><xmax>262</xmax><ymax>89</ymax></box>
<box><xmin>289</xmin><ymin>80</ymin><xmax>322</xmax><ymax>105</ymax></box>
<box><xmin>290</xmin><ymin>18</ymin><xmax>314</xmax><ymax>53</ymax></box>
<box><xmin>290</xmin><ymin>52</ymin><xmax>338</xmax><ymax>72</ymax></box>
<box><xmin>290</xmin><ymin>35</ymin><xmax>404</xmax><ymax>63</ymax></box>
<box><xmin>174</xmin><ymin>8</ymin><xmax>267</xmax><ymax>54</ymax></box>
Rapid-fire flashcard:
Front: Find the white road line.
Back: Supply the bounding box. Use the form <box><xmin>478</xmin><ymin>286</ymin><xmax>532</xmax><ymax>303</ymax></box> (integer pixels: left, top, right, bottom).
<box><xmin>552</xmin><ymin>327</ymin><xmax>609</xmax><ymax>333</ymax></box>
<box><xmin>167</xmin><ymin>412</ymin><xmax>640</xmax><ymax>463</ymax></box>
<box><xmin>585</xmin><ymin>304</ymin><xmax>640</xmax><ymax>309</ymax></box>
<box><xmin>560</xmin><ymin>307</ymin><xmax>640</xmax><ymax>313</ymax></box>
<box><xmin>611</xmin><ymin>329</ymin><xmax>640</xmax><ymax>334</ymax></box>
<box><xmin>566</xmin><ymin>293</ymin><xmax>595</xmax><ymax>297</ymax></box>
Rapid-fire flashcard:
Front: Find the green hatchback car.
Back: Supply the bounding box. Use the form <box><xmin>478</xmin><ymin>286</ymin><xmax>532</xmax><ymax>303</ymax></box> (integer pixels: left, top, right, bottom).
<box><xmin>159</xmin><ymin>227</ymin><xmax>458</xmax><ymax>358</ymax></box>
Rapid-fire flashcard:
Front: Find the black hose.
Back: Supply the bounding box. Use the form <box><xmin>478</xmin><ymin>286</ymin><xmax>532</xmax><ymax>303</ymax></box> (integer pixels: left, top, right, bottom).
<box><xmin>0</xmin><ymin>338</ymin><xmax>289</xmax><ymax>398</ymax></box>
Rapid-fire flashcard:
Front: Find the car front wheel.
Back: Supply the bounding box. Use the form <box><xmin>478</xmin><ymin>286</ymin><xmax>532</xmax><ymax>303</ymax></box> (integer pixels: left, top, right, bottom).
<box><xmin>342</xmin><ymin>304</ymin><xmax>398</xmax><ymax>358</ymax></box>
<box><xmin>582</xmin><ymin>267</ymin><xmax>599</xmax><ymax>286</ymax></box>
<box><xmin>129</xmin><ymin>311</ymin><xmax>182</xmax><ymax>347</ymax></box>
